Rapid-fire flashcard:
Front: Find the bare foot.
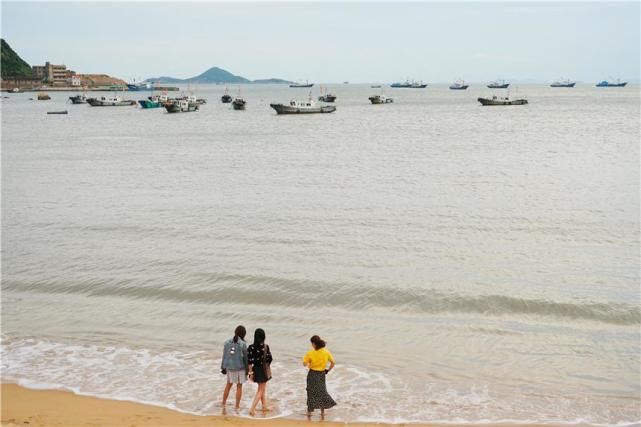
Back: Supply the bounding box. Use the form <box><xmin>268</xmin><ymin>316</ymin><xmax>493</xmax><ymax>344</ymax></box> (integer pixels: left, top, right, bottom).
<box><xmin>249</xmin><ymin>409</ymin><xmax>256</xmax><ymax>417</ymax></box>
<box><xmin>261</xmin><ymin>406</ymin><xmax>272</xmax><ymax>412</ymax></box>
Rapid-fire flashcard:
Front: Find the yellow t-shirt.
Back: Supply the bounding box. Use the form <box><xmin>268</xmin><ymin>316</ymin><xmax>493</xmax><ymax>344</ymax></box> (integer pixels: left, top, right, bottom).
<box><xmin>303</xmin><ymin>348</ymin><xmax>335</xmax><ymax>372</ymax></box>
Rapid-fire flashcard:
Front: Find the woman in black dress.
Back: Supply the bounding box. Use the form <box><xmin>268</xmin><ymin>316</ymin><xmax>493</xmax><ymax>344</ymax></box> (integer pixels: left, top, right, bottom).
<box><xmin>247</xmin><ymin>328</ymin><xmax>272</xmax><ymax>416</ymax></box>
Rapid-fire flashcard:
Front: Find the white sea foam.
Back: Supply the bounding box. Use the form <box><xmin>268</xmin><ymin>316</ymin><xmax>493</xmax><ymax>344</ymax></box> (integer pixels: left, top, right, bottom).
<box><xmin>1</xmin><ymin>334</ymin><xmax>638</xmax><ymax>425</ymax></box>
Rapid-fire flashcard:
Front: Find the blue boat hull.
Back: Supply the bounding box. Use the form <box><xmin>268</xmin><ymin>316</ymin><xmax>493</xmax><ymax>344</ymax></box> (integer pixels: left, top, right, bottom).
<box><xmin>596</xmin><ymin>82</ymin><xmax>627</xmax><ymax>87</ymax></box>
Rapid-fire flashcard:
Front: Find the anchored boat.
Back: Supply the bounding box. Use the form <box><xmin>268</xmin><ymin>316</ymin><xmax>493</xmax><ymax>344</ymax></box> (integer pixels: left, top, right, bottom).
<box><xmin>596</xmin><ymin>79</ymin><xmax>627</xmax><ymax>87</ymax></box>
<box><xmin>487</xmin><ymin>79</ymin><xmax>510</xmax><ymax>89</ymax></box>
<box><xmin>87</xmin><ymin>96</ymin><xmax>136</xmax><ymax>106</ymax></box>
<box><xmin>165</xmin><ymin>99</ymin><xmax>199</xmax><ymax>113</ymax></box>
<box><xmin>270</xmin><ymin>98</ymin><xmax>335</xmax><ymax>114</ymax></box>
<box><xmin>478</xmin><ymin>95</ymin><xmax>527</xmax><ymax>106</ymax></box>
<box><xmin>232</xmin><ymin>97</ymin><xmax>246</xmax><ymax>110</ymax></box>
<box><xmin>37</xmin><ymin>93</ymin><xmax>51</xmax><ymax>100</ymax></box>
<box><xmin>69</xmin><ymin>94</ymin><xmax>88</xmax><ymax>104</ymax></box>
<box><xmin>449</xmin><ymin>80</ymin><xmax>469</xmax><ymax>90</ymax></box>
<box><xmin>369</xmin><ymin>94</ymin><xmax>393</xmax><ymax>104</ymax></box>
<box><xmin>318</xmin><ymin>87</ymin><xmax>336</xmax><ymax>102</ymax></box>
<box><xmin>138</xmin><ymin>94</ymin><xmax>168</xmax><ymax>109</ymax></box>
<box><xmin>550</xmin><ymin>79</ymin><xmax>576</xmax><ymax>88</ymax></box>
<box><xmin>390</xmin><ymin>80</ymin><xmax>427</xmax><ymax>88</ymax></box>
<box><xmin>289</xmin><ymin>81</ymin><xmax>314</xmax><ymax>88</ymax></box>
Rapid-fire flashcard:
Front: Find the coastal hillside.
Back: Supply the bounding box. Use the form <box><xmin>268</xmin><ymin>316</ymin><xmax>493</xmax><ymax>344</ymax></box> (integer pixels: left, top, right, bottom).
<box><xmin>146</xmin><ymin>66</ymin><xmax>293</xmax><ymax>84</ymax></box>
<box><xmin>1</xmin><ymin>39</ymin><xmax>32</xmax><ymax>78</ymax></box>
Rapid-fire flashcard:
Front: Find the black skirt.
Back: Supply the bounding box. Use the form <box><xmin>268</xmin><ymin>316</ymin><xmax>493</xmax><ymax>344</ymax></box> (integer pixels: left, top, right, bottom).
<box><xmin>252</xmin><ymin>363</ymin><xmax>271</xmax><ymax>384</ymax></box>
<box><xmin>306</xmin><ymin>370</ymin><xmax>336</xmax><ymax>411</ymax></box>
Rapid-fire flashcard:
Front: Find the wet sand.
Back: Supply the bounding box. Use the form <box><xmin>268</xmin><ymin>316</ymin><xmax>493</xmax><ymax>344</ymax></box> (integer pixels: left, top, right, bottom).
<box><xmin>1</xmin><ymin>383</ymin><xmax>420</xmax><ymax>427</ymax></box>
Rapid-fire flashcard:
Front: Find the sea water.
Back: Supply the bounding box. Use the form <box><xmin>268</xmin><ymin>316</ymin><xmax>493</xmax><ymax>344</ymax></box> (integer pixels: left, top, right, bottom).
<box><xmin>1</xmin><ymin>84</ymin><xmax>639</xmax><ymax>424</ymax></box>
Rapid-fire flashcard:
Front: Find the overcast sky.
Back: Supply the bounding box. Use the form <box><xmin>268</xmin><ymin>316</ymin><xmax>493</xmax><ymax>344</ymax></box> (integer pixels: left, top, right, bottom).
<box><xmin>2</xmin><ymin>1</ymin><xmax>639</xmax><ymax>83</ymax></box>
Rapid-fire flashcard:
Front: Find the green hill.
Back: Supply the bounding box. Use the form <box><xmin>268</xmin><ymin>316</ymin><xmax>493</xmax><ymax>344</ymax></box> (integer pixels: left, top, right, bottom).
<box><xmin>1</xmin><ymin>39</ymin><xmax>32</xmax><ymax>79</ymax></box>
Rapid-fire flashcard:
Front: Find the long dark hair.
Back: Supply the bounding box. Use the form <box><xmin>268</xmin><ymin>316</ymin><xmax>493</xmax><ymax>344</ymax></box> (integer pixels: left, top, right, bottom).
<box><xmin>233</xmin><ymin>325</ymin><xmax>246</xmax><ymax>343</ymax></box>
<box><xmin>310</xmin><ymin>335</ymin><xmax>326</xmax><ymax>349</ymax></box>
<box><xmin>253</xmin><ymin>328</ymin><xmax>266</xmax><ymax>346</ymax></box>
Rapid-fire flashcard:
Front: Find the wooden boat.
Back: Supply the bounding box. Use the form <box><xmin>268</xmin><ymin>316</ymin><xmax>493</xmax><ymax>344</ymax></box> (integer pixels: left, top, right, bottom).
<box><xmin>47</xmin><ymin>110</ymin><xmax>68</xmax><ymax>115</ymax></box>
<box><xmin>165</xmin><ymin>99</ymin><xmax>199</xmax><ymax>113</ymax></box>
<box><xmin>138</xmin><ymin>94</ymin><xmax>168</xmax><ymax>109</ymax></box>
<box><xmin>270</xmin><ymin>99</ymin><xmax>335</xmax><ymax>114</ymax></box>
<box><xmin>369</xmin><ymin>94</ymin><xmax>393</xmax><ymax>104</ymax></box>
<box><xmin>478</xmin><ymin>95</ymin><xmax>527</xmax><ymax>106</ymax></box>
<box><xmin>87</xmin><ymin>96</ymin><xmax>136</xmax><ymax>106</ymax></box>
<box><xmin>221</xmin><ymin>87</ymin><xmax>232</xmax><ymax>103</ymax></box>
<box><xmin>232</xmin><ymin>97</ymin><xmax>246</xmax><ymax>110</ymax></box>
<box><xmin>37</xmin><ymin>93</ymin><xmax>51</xmax><ymax>100</ymax></box>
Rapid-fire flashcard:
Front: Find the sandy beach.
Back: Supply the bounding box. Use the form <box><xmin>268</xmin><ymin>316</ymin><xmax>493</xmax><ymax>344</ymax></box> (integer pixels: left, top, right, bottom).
<box><xmin>2</xmin><ymin>383</ymin><xmax>433</xmax><ymax>427</ymax></box>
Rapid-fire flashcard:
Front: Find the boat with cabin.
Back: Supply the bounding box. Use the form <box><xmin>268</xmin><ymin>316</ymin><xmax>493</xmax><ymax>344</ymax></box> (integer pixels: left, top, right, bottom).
<box><xmin>478</xmin><ymin>95</ymin><xmax>527</xmax><ymax>106</ymax></box>
<box><xmin>232</xmin><ymin>97</ymin><xmax>246</xmax><ymax>110</ymax></box>
<box><xmin>69</xmin><ymin>94</ymin><xmax>88</xmax><ymax>104</ymax></box>
<box><xmin>449</xmin><ymin>80</ymin><xmax>469</xmax><ymax>90</ymax></box>
<box><xmin>165</xmin><ymin>99</ymin><xmax>199</xmax><ymax>113</ymax></box>
<box><xmin>37</xmin><ymin>93</ymin><xmax>51</xmax><ymax>100</ymax></box>
<box><xmin>369</xmin><ymin>94</ymin><xmax>393</xmax><ymax>104</ymax></box>
<box><xmin>390</xmin><ymin>80</ymin><xmax>427</xmax><ymax>88</ymax></box>
<box><xmin>289</xmin><ymin>81</ymin><xmax>314</xmax><ymax>88</ymax></box>
<box><xmin>270</xmin><ymin>97</ymin><xmax>335</xmax><ymax>114</ymax></box>
<box><xmin>87</xmin><ymin>96</ymin><xmax>136</xmax><ymax>106</ymax></box>
<box><xmin>138</xmin><ymin>94</ymin><xmax>168</xmax><ymax>109</ymax></box>
<box><xmin>487</xmin><ymin>79</ymin><xmax>510</xmax><ymax>89</ymax></box>
<box><xmin>318</xmin><ymin>86</ymin><xmax>336</xmax><ymax>102</ymax></box>
<box><xmin>550</xmin><ymin>79</ymin><xmax>576</xmax><ymax>88</ymax></box>
<box><xmin>596</xmin><ymin>79</ymin><xmax>627</xmax><ymax>87</ymax></box>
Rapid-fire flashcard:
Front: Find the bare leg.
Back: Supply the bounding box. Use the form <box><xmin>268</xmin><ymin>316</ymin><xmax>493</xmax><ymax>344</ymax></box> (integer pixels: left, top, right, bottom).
<box><xmin>249</xmin><ymin>383</ymin><xmax>261</xmax><ymax>416</ymax></box>
<box><xmin>222</xmin><ymin>382</ymin><xmax>233</xmax><ymax>406</ymax></box>
<box><xmin>260</xmin><ymin>382</ymin><xmax>271</xmax><ymax>411</ymax></box>
<box><xmin>321</xmin><ymin>408</ymin><xmax>325</xmax><ymax>420</ymax></box>
<box><xmin>235</xmin><ymin>384</ymin><xmax>243</xmax><ymax>409</ymax></box>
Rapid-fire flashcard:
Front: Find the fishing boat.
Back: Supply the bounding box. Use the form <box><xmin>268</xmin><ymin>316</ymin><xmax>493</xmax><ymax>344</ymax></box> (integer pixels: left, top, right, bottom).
<box><xmin>369</xmin><ymin>94</ymin><xmax>393</xmax><ymax>104</ymax></box>
<box><xmin>165</xmin><ymin>99</ymin><xmax>199</xmax><ymax>113</ymax></box>
<box><xmin>487</xmin><ymin>79</ymin><xmax>510</xmax><ymax>89</ymax></box>
<box><xmin>478</xmin><ymin>95</ymin><xmax>527</xmax><ymax>106</ymax></box>
<box><xmin>270</xmin><ymin>97</ymin><xmax>335</xmax><ymax>114</ymax></box>
<box><xmin>317</xmin><ymin>86</ymin><xmax>336</xmax><ymax>102</ymax></box>
<box><xmin>47</xmin><ymin>110</ymin><xmax>68</xmax><ymax>115</ymax></box>
<box><xmin>138</xmin><ymin>94</ymin><xmax>168</xmax><ymax>109</ymax></box>
<box><xmin>221</xmin><ymin>87</ymin><xmax>232</xmax><ymax>103</ymax></box>
<box><xmin>550</xmin><ymin>79</ymin><xmax>576</xmax><ymax>88</ymax></box>
<box><xmin>289</xmin><ymin>81</ymin><xmax>314</xmax><ymax>88</ymax></box>
<box><xmin>69</xmin><ymin>94</ymin><xmax>88</xmax><ymax>104</ymax></box>
<box><xmin>87</xmin><ymin>96</ymin><xmax>136</xmax><ymax>106</ymax></box>
<box><xmin>596</xmin><ymin>79</ymin><xmax>627</xmax><ymax>87</ymax></box>
<box><xmin>232</xmin><ymin>97</ymin><xmax>246</xmax><ymax>110</ymax></box>
<box><xmin>371</xmin><ymin>85</ymin><xmax>381</xmax><ymax>88</ymax></box>
<box><xmin>449</xmin><ymin>80</ymin><xmax>469</xmax><ymax>90</ymax></box>
<box><xmin>37</xmin><ymin>93</ymin><xmax>51</xmax><ymax>100</ymax></box>
<box><xmin>390</xmin><ymin>80</ymin><xmax>427</xmax><ymax>88</ymax></box>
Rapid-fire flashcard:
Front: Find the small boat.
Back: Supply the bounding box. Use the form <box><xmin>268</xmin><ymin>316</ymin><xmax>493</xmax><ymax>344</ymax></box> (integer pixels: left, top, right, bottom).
<box><xmin>487</xmin><ymin>79</ymin><xmax>510</xmax><ymax>89</ymax></box>
<box><xmin>317</xmin><ymin>87</ymin><xmax>336</xmax><ymax>103</ymax></box>
<box><xmin>270</xmin><ymin>98</ymin><xmax>335</xmax><ymax>114</ymax></box>
<box><xmin>87</xmin><ymin>96</ymin><xmax>136</xmax><ymax>106</ymax></box>
<box><xmin>550</xmin><ymin>79</ymin><xmax>576</xmax><ymax>88</ymax></box>
<box><xmin>138</xmin><ymin>94</ymin><xmax>167</xmax><ymax>109</ymax></box>
<box><xmin>478</xmin><ymin>95</ymin><xmax>528</xmax><ymax>106</ymax></box>
<box><xmin>449</xmin><ymin>80</ymin><xmax>469</xmax><ymax>90</ymax></box>
<box><xmin>343</xmin><ymin>81</ymin><xmax>349</xmax><ymax>84</ymax></box>
<box><xmin>221</xmin><ymin>87</ymin><xmax>232</xmax><ymax>103</ymax></box>
<box><xmin>11</xmin><ymin>88</ymin><xmax>22</xmax><ymax>93</ymax></box>
<box><xmin>371</xmin><ymin>85</ymin><xmax>382</xmax><ymax>88</ymax></box>
<box><xmin>369</xmin><ymin>94</ymin><xmax>393</xmax><ymax>104</ymax></box>
<box><xmin>289</xmin><ymin>81</ymin><xmax>314</xmax><ymax>88</ymax></box>
<box><xmin>596</xmin><ymin>79</ymin><xmax>627</xmax><ymax>87</ymax></box>
<box><xmin>37</xmin><ymin>93</ymin><xmax>51</xmax><ymax>100</ymax></box>
<box><xmin>390</xmin><ymin>80</ymin><xmax>427</xmax><ymax>88</ymax></box>
<box><xmin>47</xmin><ymin>110</ymin><xmax>68</xmax><ymax>115</ymax></box>
<box><xmin>165</xmin><ymin>99</ymin><xmax>199</xmax><ymax>113</ymax></box>
<box><xmin>69</xmin><ymin>94</ymin><xmax>88</xmax><ymax>104</ymax></box>
<box><xmin>232</xmin><ymin>97</ymin><xmax>246</xmax><ymax>110</ymax></box>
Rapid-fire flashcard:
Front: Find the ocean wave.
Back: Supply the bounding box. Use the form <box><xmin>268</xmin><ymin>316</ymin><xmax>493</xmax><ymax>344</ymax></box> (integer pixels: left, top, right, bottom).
<box><xmin>1</xmin><ymin>335</ymin><xmax>639</xmax><ymax>426</ymax></box>
<box><xmin>3</xmin><ymin>274</ymin><xmax>639</xmax><ymax>326</ymax></box>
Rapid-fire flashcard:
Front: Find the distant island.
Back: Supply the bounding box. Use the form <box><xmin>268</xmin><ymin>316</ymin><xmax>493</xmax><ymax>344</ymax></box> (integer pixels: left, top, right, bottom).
<box><xmin>145</xmin><ymin>67</ymin><xmax>294</xmax><ymax>85</ymax></box>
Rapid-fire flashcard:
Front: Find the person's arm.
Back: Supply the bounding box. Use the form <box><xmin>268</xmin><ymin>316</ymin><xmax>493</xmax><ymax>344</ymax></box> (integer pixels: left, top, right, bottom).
<box><xmin>303</xmin><ymin>352</ymin><xmax>310</xmax><ymax>368</ymax></box>
<box><xmin>242</xmin><ymin>343</ymin><xmax>249</xmax><ymax>375</ymax></box>
<box><xmin>266</xmin><ymin>345</ymin><xmax>273</xmax><ymax>364</ymax></box>
<box><xmin>221</xmin><ymin>343</ymin><xmax>227</xmax><ymax>371</ymax></box>
<box><xmin>247</xmin><ymin>346</ymin><xmax>255</xmax><ymax>379</ymax></box>
<box><xmin>326</xmin><ymin>350</ymin><xmax>335</xmax><ymax>373</ymax></box>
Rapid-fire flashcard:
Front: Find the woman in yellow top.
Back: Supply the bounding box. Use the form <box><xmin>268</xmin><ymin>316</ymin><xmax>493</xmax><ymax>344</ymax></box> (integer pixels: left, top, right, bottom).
<box><xmin>302</xmin><ymin>335</ymin><xmax>336</xmax><ymax>418</ymax></box>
